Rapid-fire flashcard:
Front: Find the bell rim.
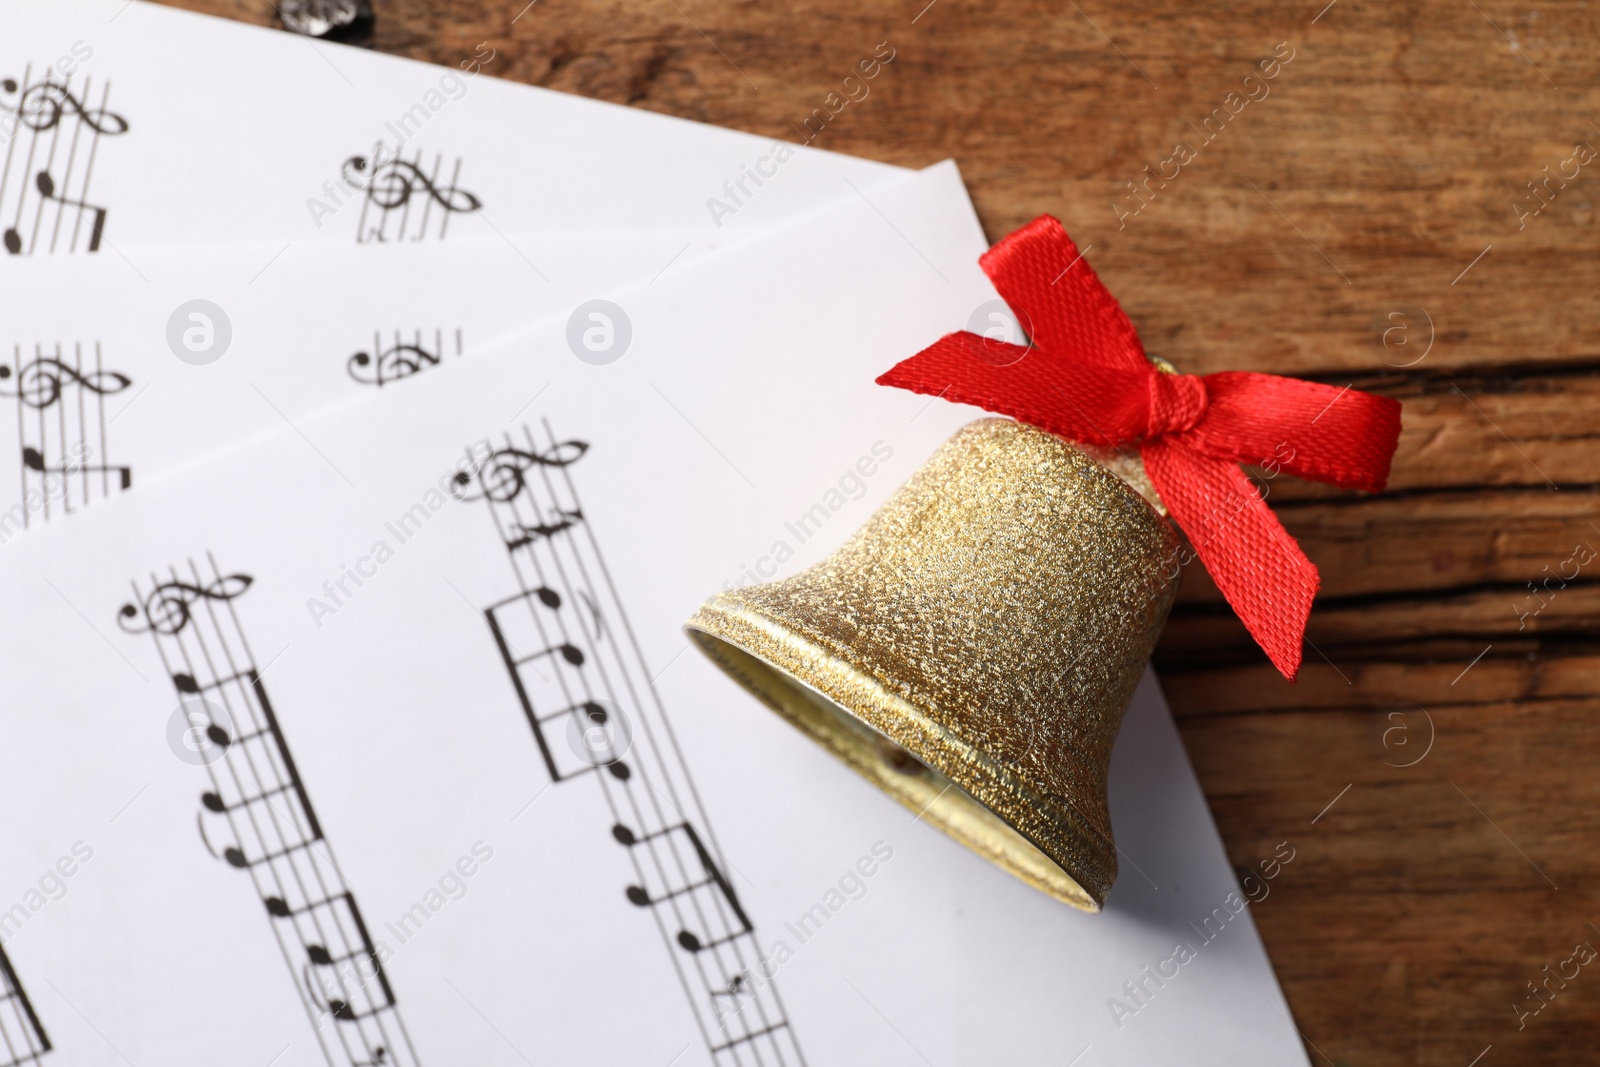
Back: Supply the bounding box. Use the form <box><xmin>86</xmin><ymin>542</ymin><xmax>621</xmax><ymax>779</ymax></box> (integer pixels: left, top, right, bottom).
<box><xmin>686</xmin><ymin>595</ymin><xmax>1116</xmax><ymax>911</ymax></box>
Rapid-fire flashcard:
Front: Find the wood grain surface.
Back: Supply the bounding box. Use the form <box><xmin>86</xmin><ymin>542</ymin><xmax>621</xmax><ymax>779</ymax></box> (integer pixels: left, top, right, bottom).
<box><xmin>158</xmin><ymin>0</ymin><xmax>1600</xmax><ymax>1062</ymax></box>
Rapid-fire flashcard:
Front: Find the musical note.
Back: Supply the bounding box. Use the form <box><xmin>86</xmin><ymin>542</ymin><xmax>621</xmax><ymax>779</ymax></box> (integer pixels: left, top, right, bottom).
<box><xmin>531</xmin><ymin>586</ymin><xmax>562</xmax><ymax>610</ymax></box>
<box><xmin>571</xmin><ymin>700</ymin><xmax>608</xmax><ymax>721</ymax></box>
<box><xmin>117</xmin><ymin>573</ymin><xmax>253</xmax><ymax>635</ymax></box>
<box><xmin>265</xmin><ymin>895</ymin><xmax>323</xmax><ymax>918</ymax></box>
<box><xmin>315</xmin><ymin>992</ymin><xmax>388</xmax><ymax>1025</ymax></box>
<box><xmin>534</xmin><ymin>642</ymin><xmax>584</xmax><ymax>666</ymax></box>
<box><xmin>307</xmin><ymin>956</ymin><xmax>393</xmax><ymax>1018</ymax></box>
<box><xmin>4</xmin><ymin>171</ymin><xmax>106</xmax><ymax>255</ymax></box>
<box><xmin>714</xmin><ymin>975</ymin><xmax>748</xmax><ymax>999</ymax></box>
<box><xmin>506</xmin><ymin>508</ymin><xmax>584</xmax><ymax>550</ymax></box>
<box><xmin>485</xmin><ymin>584</ymin><xmax>562</xmax><ymax>622</ymax></box>
<box><xmin>488</xmin><ymin>638</ymin><xmax>585</xmax><ymax>674</ymax></box>
<box><xmin>222</xmin><ymin>841</ymin><xmax>302</xmax><ymax>869</ymax></box>
<box><xmin>486</xmin><ymin>585</ymin><xmax>564</xmax><ymax>638</ymax></box>
<box><xmin>451</xmin><ymin>442</ymin><xmax>589</xmax><ymax>505</ymax></box>
<box><xmin>24</xmin><ymin>445</ymin><xmax>129</xmax><ymax>491</ymax></box>
<box><xmin>189</xmin><ymin>718</ymin><xmax>232</xmax><ymax>753</ymax></box>
<box><xmin>0</xmin><ymin>78</ymin><xmax>128</xmax><ymax>134</ymax></box>
<box><xmin>201</xmin><ymin>782</ymin><xmax>294</xmax><ymax>813</ymax></box>
<box><xmin>613</xmin><ymin>821</ymin><xmax>754</xmax><ymax>954</ymax></box>
<box><xmin>0</xmin><ymin>357</ymin><xmax>129</xmax><ymax>408</ymax></box>
<box><xmin>313</xmin><ymin>984</ymin><xmax>389</xmax><ymax>1024</ymax></box>
<box><xmin>535</xmin><ymin>698</ymin><xmax>614</xmax><ymax>735</ymax></box>
<box><xmin>308</xmin><ymin>955</ymin><xmax>393</xmax><ymax>1020</ymax></box>
<box><xmin>274</xmin><ymin>893</ymin><xmax>400</xmax><ymax>1024</ymax></box>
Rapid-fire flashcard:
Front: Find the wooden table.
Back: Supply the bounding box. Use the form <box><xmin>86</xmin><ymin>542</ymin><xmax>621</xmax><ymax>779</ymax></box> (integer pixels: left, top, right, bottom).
<box><xmin>165</xmin><ymin>1</ymin><xmax>1600</xmax><ymax>1061</ymax></box>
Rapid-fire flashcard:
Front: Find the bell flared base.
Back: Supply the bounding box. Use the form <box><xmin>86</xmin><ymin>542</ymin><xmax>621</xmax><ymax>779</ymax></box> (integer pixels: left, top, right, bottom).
<box><xmin>688</xmin><ymin>598</ymin><xmax>1107</xmax><ymax>911</ymax></box>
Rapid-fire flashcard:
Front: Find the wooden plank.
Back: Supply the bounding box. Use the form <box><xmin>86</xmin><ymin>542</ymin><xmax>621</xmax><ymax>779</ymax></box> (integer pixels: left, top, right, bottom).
<box><xmin>1176</xmin><ymin>696</ymin><xmax>1600</xmax><ymax>1066</ymax></box>
<box><xmin>1162</xmin><ymin>583</ymin><xmax>1600</xmax><ymax>661</ymax></box>
<box><xmin>1175</xmin><ymin>489</ymin><xmax>1600</xmax><ymax>602</ymax></box>
<box><xmin>1162</xmin><ymin>646</ymin><xmax>1600</xmax><ymax>716</ymax></box>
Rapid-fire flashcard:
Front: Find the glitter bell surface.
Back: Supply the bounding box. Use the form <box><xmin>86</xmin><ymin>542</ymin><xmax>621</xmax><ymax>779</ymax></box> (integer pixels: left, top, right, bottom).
<box><xmin>686</xmin><ymin>418</ymin><xmax>1180</xmax><ymax>911</ymax></box>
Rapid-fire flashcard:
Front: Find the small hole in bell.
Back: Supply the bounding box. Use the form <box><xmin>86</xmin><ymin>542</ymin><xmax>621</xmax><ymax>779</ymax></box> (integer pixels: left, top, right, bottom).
<box><xmin>874</xmin><ymin>735</ymin><xmax>926</xmax><ymax>777</ymax></box>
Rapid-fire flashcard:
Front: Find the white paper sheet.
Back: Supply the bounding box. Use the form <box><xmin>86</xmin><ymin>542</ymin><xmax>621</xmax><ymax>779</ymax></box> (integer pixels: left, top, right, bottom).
<box><xmin>0</xmin><ymin>162</ymin><xmax>1308</xmax><ymax>1066</ymax></box>
<box><xmin>0</xmin><ymin>0</ymin><xmax>906</xmax><ymax>254</ymax></box>
<box><xmin>0</xmin><ymin>184</ymin><xmax>911</xmax><ymax>532</ymax></box>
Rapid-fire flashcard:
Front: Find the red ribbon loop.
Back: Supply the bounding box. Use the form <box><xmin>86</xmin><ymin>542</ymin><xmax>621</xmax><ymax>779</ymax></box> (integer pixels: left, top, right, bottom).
<box><xmin>877</xmin><ymin>216</ymin><xmax>1403</xmax><ymax>680</ymax></box>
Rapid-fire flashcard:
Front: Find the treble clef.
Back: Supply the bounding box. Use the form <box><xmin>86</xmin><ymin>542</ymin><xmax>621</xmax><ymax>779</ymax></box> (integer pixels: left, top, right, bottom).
<box><xmin>451</xmin><ymin>441</ymin><xmax>589</xmax><ymax>504</ymax></box>
<box><xmin>1</xmin><ymin>78</ymin><xmax>130</xmax><ymax>135</ymax></box>
<box><xmin>0</xmin><ymin>358</ymin><xmax>130</xmax><ymax>409</ymax></box>
<box><xmin>118</xmin><ymin>574</ymin><xmax>253</xmax><ymax>636</ymax></box>
<box><xmin>341</xmin><ymin>156</ymin><xmax>481</xmax><ymax>215</ymax></box>
<box><xmin>347</xmin><ymin>343</ymin><xmax>439</xmax><ymax>388</ymax></box>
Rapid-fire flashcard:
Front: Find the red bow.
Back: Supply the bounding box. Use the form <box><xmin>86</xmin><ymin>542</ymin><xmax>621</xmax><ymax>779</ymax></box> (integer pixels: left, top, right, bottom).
<box><xmin>877</xmin><ymin>216</ymin><xmax>1402</xmax><ymax>680</ymax></box>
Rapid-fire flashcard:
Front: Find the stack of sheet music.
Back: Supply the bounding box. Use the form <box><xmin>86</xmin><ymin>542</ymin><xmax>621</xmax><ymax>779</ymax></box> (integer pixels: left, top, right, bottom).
<box><xmin>0</xmin><ymin>3</ymin><xmax>1309</xmax><ymax>1064</ymax></box>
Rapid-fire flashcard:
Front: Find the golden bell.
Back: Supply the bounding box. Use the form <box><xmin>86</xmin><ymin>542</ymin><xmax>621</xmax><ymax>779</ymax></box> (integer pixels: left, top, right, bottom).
<box><xmin>685</xmin><ymin>418</ymin><xmax>1180</xmax><ymax>911</ymax></box>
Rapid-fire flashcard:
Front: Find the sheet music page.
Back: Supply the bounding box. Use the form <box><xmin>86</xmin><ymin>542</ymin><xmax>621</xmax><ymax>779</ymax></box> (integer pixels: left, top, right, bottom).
<box><xmin>0</xmin><ymin>0</ymin><xmax>906</xmax><ymax>253</ymax></box>
<box><xmin>0</xmin><ymin>183</ymin><xmax>902</xmax><ymax>532</ymax></box>
<box><xmin>0</xmin><ymin>162</ymin><xmax>1309</xmax><ymax>1066</ymax></box>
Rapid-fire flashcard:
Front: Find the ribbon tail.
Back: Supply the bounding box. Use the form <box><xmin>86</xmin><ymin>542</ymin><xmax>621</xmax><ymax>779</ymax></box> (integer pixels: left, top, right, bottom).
<box><xmin>1142</xmin><ymin>439</ymin><xmax>1319</xmax><ymax>680</ymax></box>
<box><xmin>1185</xmin><ymin>372</ymin><xmax>1403</xmax><ymax>492</ymax></box>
